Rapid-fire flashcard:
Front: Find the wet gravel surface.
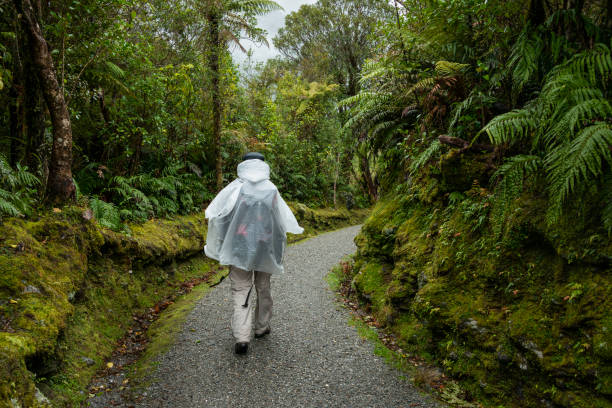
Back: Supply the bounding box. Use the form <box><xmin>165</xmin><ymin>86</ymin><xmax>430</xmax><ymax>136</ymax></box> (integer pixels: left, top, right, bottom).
<box><xmin>138</xmin><ymin>226</ymin><xmax>442</xmax><ymax>408</ymax></box>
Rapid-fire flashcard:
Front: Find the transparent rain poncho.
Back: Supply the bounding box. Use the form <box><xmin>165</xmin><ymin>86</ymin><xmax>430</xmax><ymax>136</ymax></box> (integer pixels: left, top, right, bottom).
<box><xmin>204</xmin><ymin>159</ymin><xmax>303</xmax><ymax>274</ymax></box>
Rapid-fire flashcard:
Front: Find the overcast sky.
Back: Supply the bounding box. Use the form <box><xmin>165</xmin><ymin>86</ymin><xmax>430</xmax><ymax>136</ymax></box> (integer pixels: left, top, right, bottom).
<box><xmin>231</xmin><ymin>0</ymin><xmax>318</xmax><ymax>67</ymax></box>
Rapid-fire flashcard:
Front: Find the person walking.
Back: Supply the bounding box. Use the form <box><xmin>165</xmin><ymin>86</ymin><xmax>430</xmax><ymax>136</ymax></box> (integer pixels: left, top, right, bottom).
<box><xmin>204</xmin><ymin>152</ymin><xmax>303</xmax><ymax>354</ymax></box>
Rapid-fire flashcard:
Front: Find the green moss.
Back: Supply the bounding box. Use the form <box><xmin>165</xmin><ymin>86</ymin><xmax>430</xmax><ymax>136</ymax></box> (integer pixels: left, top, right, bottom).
<box><xmin>437</xmin><ymin>150</ymin><xmax>494</xmax><ymax>193</ymax></box>
<box><xmin>0</xmin><ymin>210</ymin><xmax>212</xmax><ymax>407</ymax></box>
<box><xmin>130</xmin><ymin>261</ymin><xmax>227</xmax><ymax>385</ymax></box>
<box><xmin>353</xmin><ymin>262</ymin><xmax>392</xmax><ymax>321</ymax></box>
<box><xmin>325</xmin><ymin>264</ymin><xmax>342</xmax><ymax>292</ymax></box>
<box><xmin>349</xmin><ymin>316</ymin><xmax>409</xmax><ymax>372</ymax></box>
<box><xmin>287</xmin><ymin>203</ymin><xmax>369</xmax><ymax>243</ymax></box>
<box><xmin>1</xmin><ymin>204</ymin><xmax>365</xmax><ymax>407</ymax></box>
<box><xmin>348</xmin><ymin>185</ymin><xmax>612</xmax><ymax>408</ymax></box>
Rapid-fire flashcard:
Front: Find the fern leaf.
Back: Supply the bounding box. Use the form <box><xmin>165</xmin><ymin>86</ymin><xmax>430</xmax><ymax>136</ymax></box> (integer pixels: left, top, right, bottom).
<box><xmin>546</xmin><ymin>122</ymin><xmax>612</xmax><ymax>219</ymax></box>
<box><xmin>434</xmin><ymin>61</ymin><xmax>469</xmax><ymax>76</ymax></box>
<box><xmin>490</xmin><ymin>155</ymin><xmax>543</xmax><ymax>235</ymax></box>
<box><xmin>410</xmin><ymin>140</ymin><xmax>442</xmax><ymax>174</ymax></box>
<box><xmin>482</xmin><ymin>108</ymin><xmax>537</xmax><ymax>145</ymax></box>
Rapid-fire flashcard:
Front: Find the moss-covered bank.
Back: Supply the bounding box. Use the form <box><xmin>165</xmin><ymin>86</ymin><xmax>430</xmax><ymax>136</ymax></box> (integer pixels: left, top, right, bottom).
<box><xmin>0</xmin><ymin>204</ymin><xmax>365</xmax><ymax>407</ymax></box>
<box><xmin>288</xmin><ymin>203</ymin><xmax>369</xmax><ymax>243</ymax></box>
<box><xmin>347</xmin><ymin>153</ymin><xmax>612</xmax><ymax>407</ymax></box>
<box><xmin>0</xmin><ymin>208</ymin><xmax>213</xmax><ymax>408</ymax></box>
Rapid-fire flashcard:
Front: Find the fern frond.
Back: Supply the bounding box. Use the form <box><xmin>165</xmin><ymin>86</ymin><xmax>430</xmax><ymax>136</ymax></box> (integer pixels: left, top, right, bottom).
<box><xmin>407</xmin><ymin>77</ymin><xmax>435</xmax><ymax>96</ymax></box>
<box><xmin>14</xmin><ymin>164</ymin><xmax>40</xmax><ymax>187</ymax></box>
<box><xmin>482</xmin><ymin>108</ymin><xmax>537</xmax><ymax>145</ymax></box>
<box><xmin>337</xmin><ymin>92</ymin><xmax>381</xmax><ymax>108</ymax></box>
<box><xmin>434</xmin><ymin>61</ymin><xmax>469</xmax><ymax>76</ymax></box>
<box><xmin>490</xmin><ymin>155</ymin><xmax>543</xmax><ymax>235</ymax></box>
<box><xmin>105</xmin><ymin>61</ymin><xmax>126</xmax><ymax>79</ymax></box>
<box><xmin>410</xmin><ymin>140</ymin><xmax>442</xmax><ymax>174</ymax></box>
<box><xmin>0</xmin><ymin>154</ymin><xmax>12</xmax><ymax>176</ymax></box>
<box><xmin>508</xmin><ymin>30</ymin><xmax>544</xmax><ymax>96</ymax></box>
<box><xmin>554</xmin><ymin>43</ymin><xmax>612</xmax><ymax>86</ymax></box>
<box><xmin>0</xmin><ymin>188</ymin><xmax>22</xmax><ymax>217</ymax></box>
<box><xmin>360</xmin><ymin>62</ymin><xmax>397</xmax><ymax>83</ymax></box>
<box><xmin>90</xmin><ymin>197</ymin><xmax>124</xmax><ymax>231</ymax></box>
<box><xmin>546</xmin><ymin>122</ymin><xmax>612</xmax><ymax>221</ymax></box>
<box><xmin>448</xmin><ymin>91</ymin><xmax>495</xmax><ymax>136</ymax></box>
<box><xmin>547</xmin><ymin>97</ymin><xmax>612</xmax><ymax>146</ymax></box>
<box><xmin>0</xmin><ymin>155</ymin><xmax>39</xmax><ymax>218</ymax></box>
<box><xmin>370</xmin><ymin>119</ymin><xmax>402</xmax><ymax>140</ymax></box>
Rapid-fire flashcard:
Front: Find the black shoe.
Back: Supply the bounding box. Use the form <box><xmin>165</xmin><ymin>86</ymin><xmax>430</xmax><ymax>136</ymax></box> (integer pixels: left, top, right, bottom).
<box><xmin>254</xmin><ymin>328</ymin><xmax>271</xmax><ymax>339</ymax></box>
<box><xmin>234</xmin><ymin>342</ymin><xmax>249</xmax><ymax>354</ymax></box>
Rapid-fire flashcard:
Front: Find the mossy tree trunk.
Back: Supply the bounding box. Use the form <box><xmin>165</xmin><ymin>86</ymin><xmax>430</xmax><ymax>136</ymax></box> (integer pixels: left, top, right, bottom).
<box><xmin>360</xmin><ymin>150</ymin><xmax>377</xmax><ymax>203</ymax></box>
<box><xmin>14</xmin><ymin>0</ymin><xmax>75</xmax><ymax>203</ymax></box>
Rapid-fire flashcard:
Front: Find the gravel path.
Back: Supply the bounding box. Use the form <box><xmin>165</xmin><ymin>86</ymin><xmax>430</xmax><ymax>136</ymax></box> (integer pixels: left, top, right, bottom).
<box><xmin>138</xmin><ymin>226</ymin><xmax>442</xmax><ymax>408</ymax></box>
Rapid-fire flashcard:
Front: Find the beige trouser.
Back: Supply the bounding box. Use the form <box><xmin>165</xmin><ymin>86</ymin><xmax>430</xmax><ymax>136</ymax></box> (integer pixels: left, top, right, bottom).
<box><xmin>229</xmin><ymin>266</ymin><xmax>273</xmax><ymax>343</ymax></box>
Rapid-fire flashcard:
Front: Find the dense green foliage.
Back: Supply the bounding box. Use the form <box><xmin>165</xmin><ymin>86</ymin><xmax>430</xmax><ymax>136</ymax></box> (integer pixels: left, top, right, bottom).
<box><xmin>0</xmin><ymin>0</ymin><xmax>388</xmax><ymax>221</ymax></box>
<box><xmin>0</xmin><ymin>154</ymin><xmax>39</xmax><ymax>218</ymax></box>
<box><xmin>341</xmin><ymin>0</ymin><xmax>612</xmax><ymax>234</ymax></box>
<box><xmin>331</xmin><ymin>0</ymin><xmax>612</xmax><ymax>407</ymax></box>
<box><xmin>2</xmin><ymin>0</ymin><xmax>612</xmax><ymax>406</ymax></box>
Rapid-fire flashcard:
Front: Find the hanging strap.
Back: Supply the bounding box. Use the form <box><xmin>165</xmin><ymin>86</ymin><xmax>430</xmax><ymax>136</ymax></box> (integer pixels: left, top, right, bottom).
<box><xmin>242</xmin><ymin>270</ymin><xmax>255</xmax><ymax>308</ymax></box>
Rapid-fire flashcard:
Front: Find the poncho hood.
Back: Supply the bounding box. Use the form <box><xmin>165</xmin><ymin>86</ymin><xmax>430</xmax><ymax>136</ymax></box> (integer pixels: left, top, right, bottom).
<box><xmin>238</xmin><ymin>159</ymin><xmax>270</xmax><ymax>183</ymax></box>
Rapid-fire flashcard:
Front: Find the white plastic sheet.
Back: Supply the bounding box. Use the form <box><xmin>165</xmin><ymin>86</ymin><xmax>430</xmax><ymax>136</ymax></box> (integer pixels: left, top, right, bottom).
<box><xmin>204</xmin><ymin>159</ymin><xmax>303</xmax><ymax>274</ymax></box>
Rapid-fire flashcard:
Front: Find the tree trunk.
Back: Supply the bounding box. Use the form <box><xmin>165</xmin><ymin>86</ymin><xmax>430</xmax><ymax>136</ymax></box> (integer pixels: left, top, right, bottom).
<box><xmin>528</xmin><ymin>0</ymin><xmax>546</xmax><ymax>26</ymax></box>
<box><xmin>8</xmin><ymin>84</ymin><xmax>23</xmax><ymax>168</ymax></box>
<box><xmin>208</xmin><ymin>9</ymin><xmax>223</xmax><ymax>190</ymax></box>
<box><xmin>393</xmin><ymin>0</ymin><xmax>409</xmax><ymax>63</ymax></box>
<box><xmin>9</xmin><ymin>70</ymin><xmax>24</xmax><ymax>167</ymax></box>
<box><xmin>14</xmin><ymin>0</ymin><xmax>75</xmax><ymax>203</ymax></box>
<box><xmin>24</xmin><ymin>69</ymin><xmax>45</xmax><ymax>169</ymax></box>
<box><xmin>360</xmin><ymin>152</ymin><xmax>377</xmax><ymax>203</ymax></box>
<box><xmin>98</xmin><ymin>88</ymin><xmax>110</xmax><ymax>124</ymax></box>
<box><xmin>9</xmin><ymin>19</ymin><xmax>25</xmax><ymax>167</ymax></box>
<box><xmin>332</xmin><ymin>151</ymin><xmax>340</xmax><ymax>207</ymax></box>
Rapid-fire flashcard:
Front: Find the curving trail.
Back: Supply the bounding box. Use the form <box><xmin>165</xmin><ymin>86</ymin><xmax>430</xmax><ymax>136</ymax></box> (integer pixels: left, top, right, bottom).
<box><xmin>137</xmin><ymin>226</ymin><xmax>442</xmax><ymax>408</ymax></box>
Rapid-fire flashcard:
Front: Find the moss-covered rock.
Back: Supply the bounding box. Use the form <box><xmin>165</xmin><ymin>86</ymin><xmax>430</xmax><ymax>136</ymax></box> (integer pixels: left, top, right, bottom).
<box><xmin>287</xmin><ymin>202</ymin><xmax>369</xmax><ymax>244</ymax></box>
<box><xmin>0</xmin><ymin>209</ymin><xmax>210</xmax><ymax>407</ymax></box>
<box><xmin>349</xmin><ymin>182</ymin><xmax>612</xmax><ymax>407</ymax></box>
